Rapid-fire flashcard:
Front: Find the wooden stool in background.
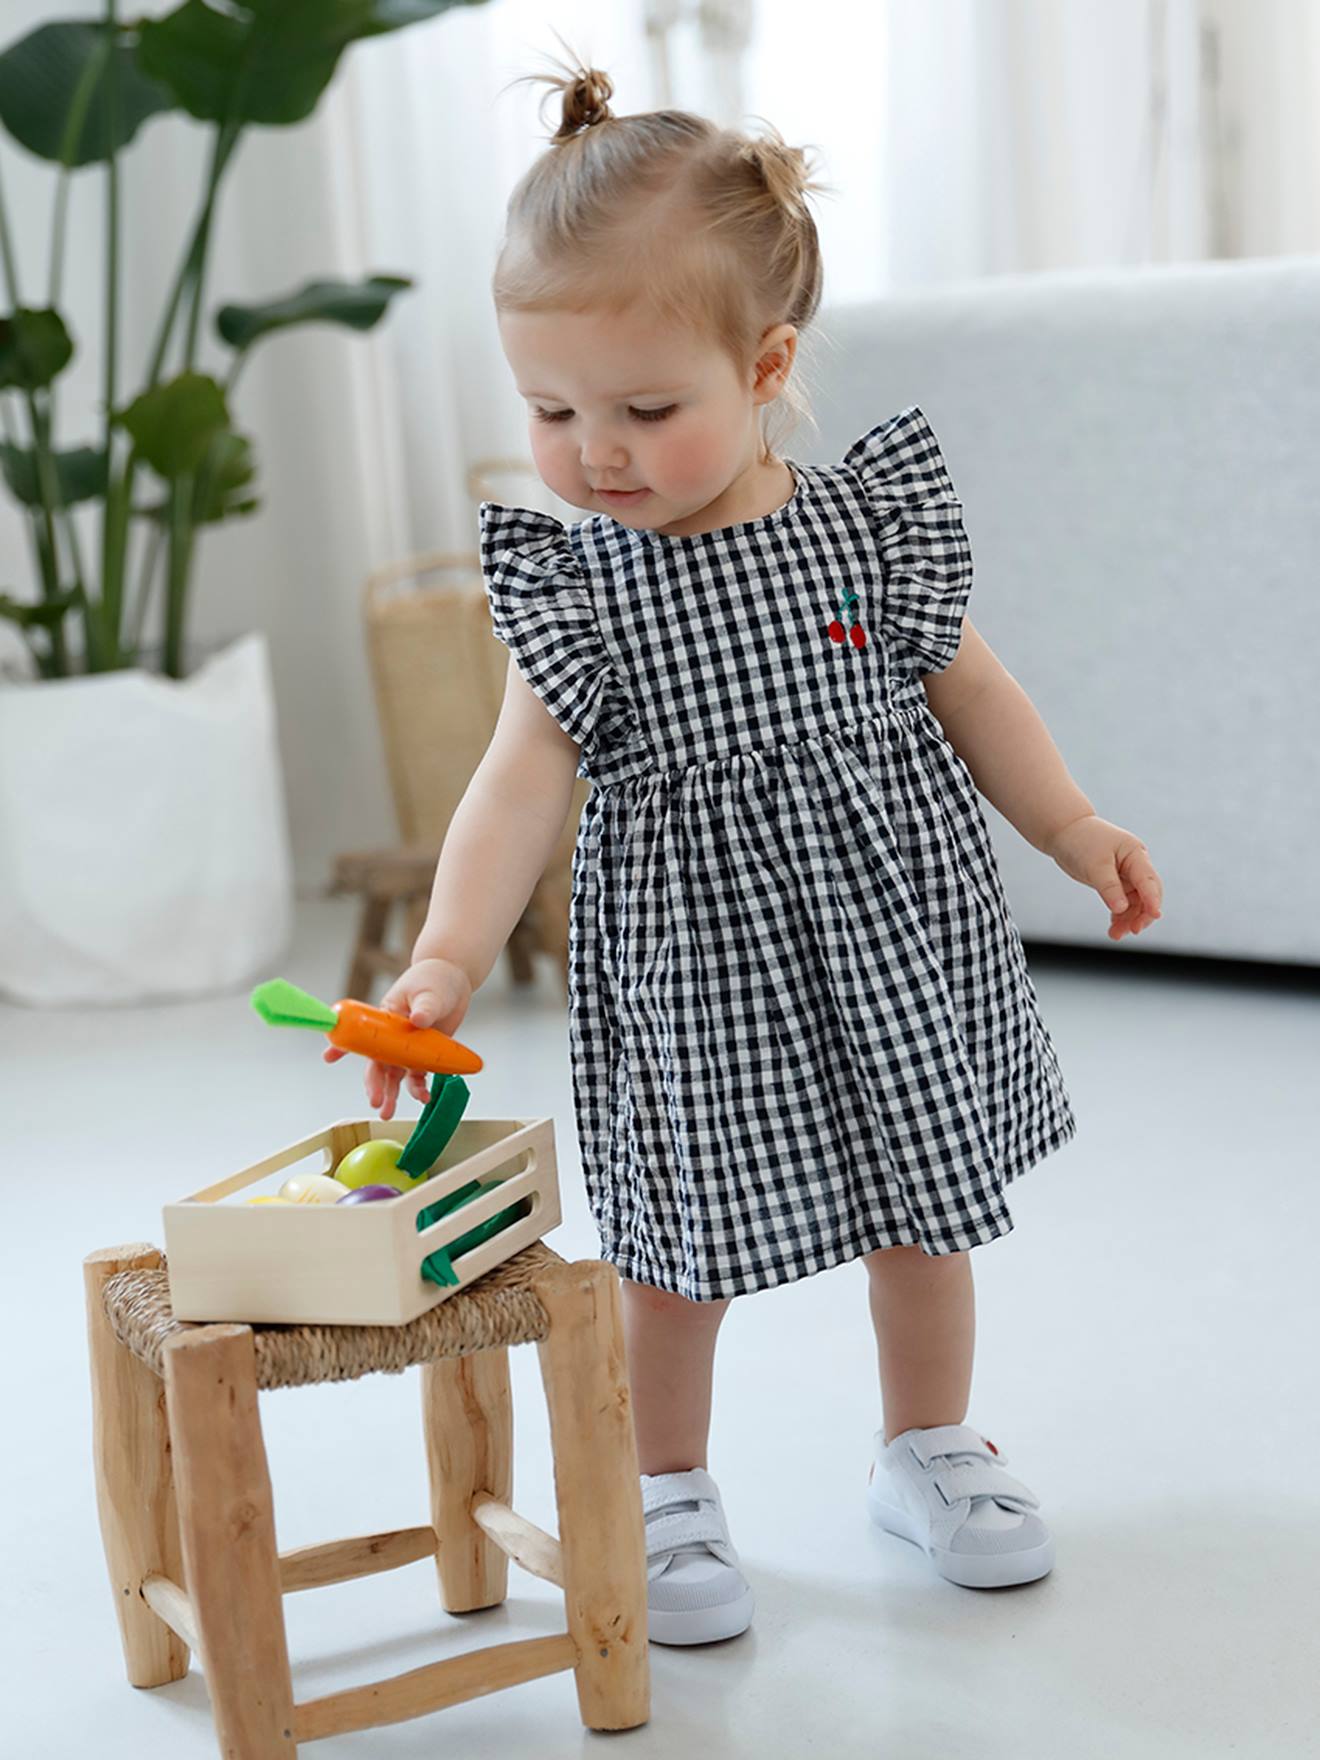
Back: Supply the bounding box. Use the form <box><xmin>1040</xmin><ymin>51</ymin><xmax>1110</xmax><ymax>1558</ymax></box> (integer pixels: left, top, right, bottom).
<box><xmin>343</xmin><ymin>530</ymin><xmax>580</xmax><ymax>1005</ymax></box>
<box><xmin>328</xmin><ymin>844</ymin><xmax>546</xmax><ymax>1001</ymax></box>
<box><xmin>84</xmin><ymin>1241</ymin><xmax>649</xmax><ymax>1756</ymax></box>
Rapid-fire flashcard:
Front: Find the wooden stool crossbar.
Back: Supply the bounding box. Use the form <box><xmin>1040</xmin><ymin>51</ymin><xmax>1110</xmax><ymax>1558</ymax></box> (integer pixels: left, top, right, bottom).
<box><xmin>84</xmin><ymin>1241</ymin><xmax>650</xmax><ymax>1754</ymax></box>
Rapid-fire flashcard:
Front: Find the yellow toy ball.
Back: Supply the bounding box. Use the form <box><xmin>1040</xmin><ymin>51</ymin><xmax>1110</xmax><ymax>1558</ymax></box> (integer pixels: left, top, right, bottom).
<box><xmin>279</xmin><ymin>1172</ymin><xmax>352</xmax><ymax>1205</ymax></box>
<box><xmin>334</xmin><ymin>1139</ymin><xmax>417</xmax><ymax>1192</ymax></box>
<box><xmin>245</xmin><ymin>1195</ymin><xmax>295</xmax><ymax>1206</ymax></box>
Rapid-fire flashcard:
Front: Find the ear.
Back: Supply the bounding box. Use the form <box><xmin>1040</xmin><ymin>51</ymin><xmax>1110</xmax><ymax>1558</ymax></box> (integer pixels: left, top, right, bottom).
<box><xmin>751</xmin><ymin>323</ymin><xmax>798</xmax><ymax>405</ymax></box>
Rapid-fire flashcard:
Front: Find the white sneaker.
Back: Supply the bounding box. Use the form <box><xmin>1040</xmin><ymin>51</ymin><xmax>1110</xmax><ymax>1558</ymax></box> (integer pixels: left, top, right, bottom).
<box><xmin>641</xmin><ymin>1468</ymin><xmax>755</xmax><ymax>1645</ymax></box>
<box><xmin>866</xmin><ymin>1423</ymin><xmax>1055</xmax><ymax>1588</ymax></box>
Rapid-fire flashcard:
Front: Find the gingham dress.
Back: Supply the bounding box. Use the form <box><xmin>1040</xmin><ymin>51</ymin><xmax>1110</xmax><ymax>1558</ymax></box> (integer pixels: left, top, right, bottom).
<box><xmin>479</xmin><ymin>405</ymin><xmax>1077</xmax><ymax>1302</ymax></box>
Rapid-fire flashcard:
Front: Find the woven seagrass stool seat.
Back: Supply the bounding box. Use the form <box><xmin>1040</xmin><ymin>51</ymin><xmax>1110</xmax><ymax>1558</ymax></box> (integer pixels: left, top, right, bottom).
<box><xmin>84</xmin><ymin>1240</ymin><xmax>649</xmax><ymax>1756</ymax></box>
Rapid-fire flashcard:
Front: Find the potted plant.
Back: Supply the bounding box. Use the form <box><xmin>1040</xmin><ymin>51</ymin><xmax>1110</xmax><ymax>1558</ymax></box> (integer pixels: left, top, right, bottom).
<box><xmin>0</xmin><ymin>0</ymin><xmax>483</xmax><ymax>1006</ymax></box>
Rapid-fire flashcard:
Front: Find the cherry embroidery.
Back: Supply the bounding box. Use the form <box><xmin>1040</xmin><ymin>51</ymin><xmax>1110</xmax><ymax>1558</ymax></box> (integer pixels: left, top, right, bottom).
<box><xmin>827</xmin><ymin>586</ymin><xmax>867</xmax><ymax>648</ymax></box>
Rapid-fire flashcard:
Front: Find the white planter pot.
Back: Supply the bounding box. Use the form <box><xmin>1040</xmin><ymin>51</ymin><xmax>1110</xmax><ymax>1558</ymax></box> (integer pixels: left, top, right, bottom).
<box><xmin>0</xmin><ymin>631</ymin><xmax>293</xmax><ymax>1006</ymax></box>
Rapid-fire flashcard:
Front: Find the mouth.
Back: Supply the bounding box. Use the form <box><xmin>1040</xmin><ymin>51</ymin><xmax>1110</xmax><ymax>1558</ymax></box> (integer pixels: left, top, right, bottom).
<box><xmin>595</xmin><ymin>487</ymin><xmax>650</xmax><ymax>505</ymax></box>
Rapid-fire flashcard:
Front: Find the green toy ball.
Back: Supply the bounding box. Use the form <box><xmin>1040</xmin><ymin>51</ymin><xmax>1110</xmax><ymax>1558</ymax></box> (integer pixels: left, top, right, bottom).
<box><xmin>334</xmin><ymin>1139</ymin><xmax>424</xmax><ymax>1193</ymax></box>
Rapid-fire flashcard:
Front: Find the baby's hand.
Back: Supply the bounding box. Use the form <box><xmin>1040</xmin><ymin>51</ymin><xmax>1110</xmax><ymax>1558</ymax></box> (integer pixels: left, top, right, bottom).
<box><xmin>1043</xmin><ymin>814</ymin><xmax>1164</xmax><ymax>941</ymax></box>
<box><xmin>322</xmin><ymin>957</ymin><xmax>473</xmax><ymax>1119</ymax></box>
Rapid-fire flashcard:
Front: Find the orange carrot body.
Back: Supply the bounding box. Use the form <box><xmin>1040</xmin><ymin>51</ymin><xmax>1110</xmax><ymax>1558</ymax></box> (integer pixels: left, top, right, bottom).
<box><xmin>328</xmin><ymin>999</ymin><xmax>483</xmax><ymax>1074</ymax></box>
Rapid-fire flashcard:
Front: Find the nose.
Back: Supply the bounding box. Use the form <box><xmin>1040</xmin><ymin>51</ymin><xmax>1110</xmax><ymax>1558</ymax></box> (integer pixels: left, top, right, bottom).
<box><xmin>578</xmin><ymin>422</ymin><xmax>628</xmax><ymax>473</ymax></box>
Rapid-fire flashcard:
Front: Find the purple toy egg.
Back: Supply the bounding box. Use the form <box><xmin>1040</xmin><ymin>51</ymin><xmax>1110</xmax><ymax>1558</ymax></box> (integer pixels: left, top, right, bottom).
<box><xmin>337</xmin><ymin>1184</ymin><xmax>399</xmax><ymax>1204</ymax></box>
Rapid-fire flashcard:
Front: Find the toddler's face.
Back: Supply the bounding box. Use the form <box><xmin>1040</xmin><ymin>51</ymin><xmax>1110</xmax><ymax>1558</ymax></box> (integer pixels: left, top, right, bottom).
<box><xmin>498</xmin><ymin>302</ymin><xmax>787</xmax><ymax>535</ymax></box>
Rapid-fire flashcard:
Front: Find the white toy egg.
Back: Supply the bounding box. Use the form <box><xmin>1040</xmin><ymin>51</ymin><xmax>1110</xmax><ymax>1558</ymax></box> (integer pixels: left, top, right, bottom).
<box><xmin>279</xmin><ymin>1172</ymin><xmax>352</xmax><ymax>1205</ymax></box>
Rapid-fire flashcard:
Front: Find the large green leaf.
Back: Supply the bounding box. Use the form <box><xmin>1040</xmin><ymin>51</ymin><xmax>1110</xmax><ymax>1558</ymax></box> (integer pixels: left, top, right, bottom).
<box><xmin>0</xmin><ymin>443</ymin><xmax>107</xmax><ymax>508</ymax></box>
<box><xmin>116</xmin><ymin>372</ymin><xmax>230</xmax><ymax>478</ymax></box>
<box><xmin>216</xmin><ymin>274</ymin><xmax>413</xmax><ymax>350</ymax></box>
<box><xmin>358</xmin><ymin>0</ymin><xmax>490</xmax><ymax>35</ymax></box>
<box><xmin>240</xmin><ymin>0</ymin><xmax>486</xmax><ymax>39</ymax></box>
<box><xmin>137</xmin><ymin>1</ymin><xmax>340</xmax><ymax>127</ymax></box>
<box><xmin>137</xmin><ymin>428</ymin><xmax>260</xmax><ymax>523</ymax></box>
<box><xmin>0</xmin><ymin>309</ymin><xmax>74</xmax><ymax>391</ymax></box>
<box><xmin>194</xmin><ymin>429</ymin><xmax>260</xmax><ymax>523</ymax></box>
<box><xmin>137</xmin><ymin>0</ymin><xmax>484</xmax><ymax>126</ymax></box>
<box><xmin>0</xmin><ymin>22</ymin><xmax>173</xmax><ymax>166</ymax></box>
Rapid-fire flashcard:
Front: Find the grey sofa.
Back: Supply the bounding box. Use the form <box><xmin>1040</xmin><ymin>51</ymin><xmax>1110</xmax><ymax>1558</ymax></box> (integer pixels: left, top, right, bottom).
<box><xmin>807</xmin><ymin>255</ymin><xmax>1320</xmax><ymax>966</ymax></box>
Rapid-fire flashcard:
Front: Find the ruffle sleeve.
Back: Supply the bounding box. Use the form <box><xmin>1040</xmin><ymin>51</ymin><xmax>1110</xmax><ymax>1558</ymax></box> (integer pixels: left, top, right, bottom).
<box><xmin>478</xmin><ymin>502</ymin><xmax>640</xmax><ymax>774</ymax></box>
<box><xmin>842</xmin><ymin>406</ymin><xmax>973</xmax><ymax>674</ymax></box>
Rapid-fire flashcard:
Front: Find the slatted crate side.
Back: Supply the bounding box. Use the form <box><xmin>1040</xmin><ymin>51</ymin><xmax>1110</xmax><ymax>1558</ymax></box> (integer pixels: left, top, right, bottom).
<box><xmin>162</xmin><ymin>1119</ymin><xmax>560</xmax><ymax>1326</ymax></box>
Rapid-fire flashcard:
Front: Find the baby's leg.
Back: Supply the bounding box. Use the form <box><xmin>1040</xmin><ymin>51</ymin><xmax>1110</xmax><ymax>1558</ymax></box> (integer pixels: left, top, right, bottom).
<box><xmin>863</xmin><ymin>1244</ymin><xmax>975</xmax><ymax>1444</ymax></box>
<box><xmin>619</xmin><ymin>1279</ymin><xmax>732</xmax><ymax>1475</ymax></box>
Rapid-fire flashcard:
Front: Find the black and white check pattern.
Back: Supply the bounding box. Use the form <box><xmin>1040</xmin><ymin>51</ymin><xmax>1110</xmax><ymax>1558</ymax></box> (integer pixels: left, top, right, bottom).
<box><xmin>479</xmin><ymin>406</ymin><xmax>1077</xmax><ymax>1300</ymax></box>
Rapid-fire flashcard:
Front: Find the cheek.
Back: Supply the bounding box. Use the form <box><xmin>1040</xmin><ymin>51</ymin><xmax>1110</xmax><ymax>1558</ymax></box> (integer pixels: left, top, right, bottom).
<box><xmin>651</xmin><ymin>426</ymin><xmax>726</xmax><ymax>495</ymax></box>
<box><xmin>528</xmin><ymin>424</ymin><xmax>576</xmax><ymax>489</ymax></box>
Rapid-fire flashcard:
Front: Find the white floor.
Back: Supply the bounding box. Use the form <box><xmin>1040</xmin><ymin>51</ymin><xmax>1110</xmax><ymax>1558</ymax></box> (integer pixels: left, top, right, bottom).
<box><xmin>5</xmin><ymin>897</ymin><xmax>1318</xmax><ymax>1760</ymax></box>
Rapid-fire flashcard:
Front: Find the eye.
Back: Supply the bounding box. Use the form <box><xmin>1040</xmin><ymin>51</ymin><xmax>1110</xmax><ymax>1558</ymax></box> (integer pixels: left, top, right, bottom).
<box><xmin>529</xmin><ymin>404</ymin><xmax>678</xmax><ymax>424</ymax></box>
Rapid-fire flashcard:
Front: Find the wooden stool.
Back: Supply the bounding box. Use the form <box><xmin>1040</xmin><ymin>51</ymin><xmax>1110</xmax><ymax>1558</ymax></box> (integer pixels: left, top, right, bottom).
<box><xmin>328</xmin><ymin>844</ymin><xmax>545</xmax><ymax>1001</ymax></box>
<box><xmin>84</xmin><ymin>1240</ymin><xmax>649</xmax><ymax>1755</ymax></box>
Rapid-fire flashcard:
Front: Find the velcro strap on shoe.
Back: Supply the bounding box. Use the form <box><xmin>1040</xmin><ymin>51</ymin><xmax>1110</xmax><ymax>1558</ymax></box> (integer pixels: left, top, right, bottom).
<box><xmin>931</xmin><ymin>1460</ymin><xmax>1040</xmax><ymax>1512</ymax></box>
<box><xmin>641</xmin><ymin>1467</ymin><xmax>721</xmax><ymax>1518</ymax></box>
<box><xmin>908</xmin><ymin>1425</ymin><xmax>1000</xmax><ymax>1470</ymax></box>
<box><xmin>643</xmin><ymin>1506</ymin><xmax>733</xmax><ymax>1561</ymax></box>
<box><xmin>640</xmin><ymin>1468</ymin><xmax>736</xmax><ymax>1568</ymax></box>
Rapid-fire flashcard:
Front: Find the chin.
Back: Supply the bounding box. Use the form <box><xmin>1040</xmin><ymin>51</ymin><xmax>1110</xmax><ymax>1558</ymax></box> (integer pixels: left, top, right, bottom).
<box><xmin>586</xmin><ymin>494</ymin><xmax>664</xmax><ymax>529</ymax></box>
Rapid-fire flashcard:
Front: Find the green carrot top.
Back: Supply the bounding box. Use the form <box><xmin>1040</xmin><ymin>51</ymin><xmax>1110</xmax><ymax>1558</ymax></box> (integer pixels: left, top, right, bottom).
<box><xmin>250</xmin><ymin>978</ymin><xmax>338</xmax><ymax>1031</ymax></box>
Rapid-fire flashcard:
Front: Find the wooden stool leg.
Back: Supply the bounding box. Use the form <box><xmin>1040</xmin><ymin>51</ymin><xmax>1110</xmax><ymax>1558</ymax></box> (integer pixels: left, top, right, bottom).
<box><xmin>346</xmin><ymin>894</ymin><xmax>390</xmax><ymax>1000</ymax></box>
<box><xmin>420</xmin><ymin>1348</ymin><xmax>513</xmax><ymax>1613</ymax></box>
<box><xmin>507</xmin><ymin>917</ymin><xmax>537</xmax><ymax>984</ymax></box>
<box><xmin>402</xmin><ymin>892</ymin><xmax>430</xmax><ymax>955</ymax></box>
<box><xmin>84</xmin><ymin>1245</ymin><xmax>190</xmax><ymax>1688</ymax></box>
<box><xmin>535</xmin><ymin>1261</ymin><xmax>650</xmax><ymax>1733</ymax></box>
<box><xmin>163</xmin><ymin>1324</ymin><xmax>296</xmax><ymax>1759</ymax></box>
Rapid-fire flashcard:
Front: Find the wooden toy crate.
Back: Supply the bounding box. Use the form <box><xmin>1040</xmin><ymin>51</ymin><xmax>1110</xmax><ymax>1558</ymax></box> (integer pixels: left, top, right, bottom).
<box><xmin>162</xmin><ymin>1116</ymin><xmax>560</xmax><ymax>1326</ymax></box>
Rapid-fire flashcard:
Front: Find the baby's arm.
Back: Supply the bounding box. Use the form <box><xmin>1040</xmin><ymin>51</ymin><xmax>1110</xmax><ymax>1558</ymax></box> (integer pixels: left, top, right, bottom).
<box><xmin>414</xmin><ymin>662</ymin><xmax>581</xmax><ymax>991</ymax></box>
<box><xmin>921</xmin><ymin>619</ymin><xmax>1092</xmax><ymax>854</ymax></box>
<box><xmin>922</xmin><ymin>619</ymin><xmax>1163</xmax><ymax>938</ymax></box>
<box><xmin>345</xmin><ymin>662</ymin><xmax>581</xmax><ymax>1117</ymax></box>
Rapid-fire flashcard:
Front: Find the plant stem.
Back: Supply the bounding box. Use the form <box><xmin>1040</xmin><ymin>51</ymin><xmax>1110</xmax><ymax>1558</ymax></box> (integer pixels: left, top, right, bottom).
<box><xmin>0</xmin><ymin>155</ymin><xmax>72</xmax><ymax>674</ymax></box>
<box><xmin>114</xmin><ymin>121</ymin><xmax>241</xmax><ymax>679</ymax></box>
<box><xmin>144</xmin><ymin>124</ymin><xmax>241</xmax><ymax>391</ymax></box>
<box><xmin>183</xmin><ymin>120</ymin><xmax>240</xmax><ymax>370</ymax></box>
<box><xmin>48</xmin><ymin>30</ymin><xmax>109</xmax><ymax>307</ymax></box>
<box><xmin>163</xmin><ymin>473</ymin><xmax>194</xmax><ymax>678</ymax></box>
<box><xmin>40</xmin><ymin>22</ymin><xmax>108</xmax><ymax>669</ymax></box>
<box><xmin>0</xmin><ymin>395</ymin><xmax>47</xmax><ymax>609</ymax></box>
<box><xmin>33</xmin><ymin>385</ymin><xmax>90</xmax><ymax>624</ymax></box>
<box><xmin>124</xmin><ymin>514</ymin><xmax>162</xmax><ymax>660</ymax></box>
<box><xmin>0</xmin><ymin>150</ymin><xmax>21</xmax><ymax>304</ymax></box>
<box><xmin>97</xmin><ymin>0</ymin><xmax>124</xmax><ymax>669</ymax></box>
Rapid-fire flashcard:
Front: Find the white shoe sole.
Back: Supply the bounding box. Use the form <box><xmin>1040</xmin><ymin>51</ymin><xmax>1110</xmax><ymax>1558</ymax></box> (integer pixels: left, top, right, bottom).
<box><xmin>648</xmin><ymin>1584</ymin><xmax>756</xmax><ymax>1645</ymax></box>
<box><xmin>867</xmin><ymin>1480</ymin><xmax>1055</xmax><ymax>1588</ymax></box>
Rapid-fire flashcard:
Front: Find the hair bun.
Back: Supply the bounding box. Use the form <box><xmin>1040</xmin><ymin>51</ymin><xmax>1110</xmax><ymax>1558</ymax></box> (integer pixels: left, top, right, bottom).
<box><xmin>555</xmin><ymin>66</ymin><xmax>614</xmax><ymax>141</ymax></box>
<box><xmin>738</xmin><ymin>127</ymin><xmax>820</xmax><ymax>218</ymax></box>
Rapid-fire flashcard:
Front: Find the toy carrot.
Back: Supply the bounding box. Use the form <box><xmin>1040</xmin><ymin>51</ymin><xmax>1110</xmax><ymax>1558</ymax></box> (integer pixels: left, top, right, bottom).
<box><xmin>251</xmin><ymin>978</ymin><xmax>482</xmax><ymax>1075</ymax></box>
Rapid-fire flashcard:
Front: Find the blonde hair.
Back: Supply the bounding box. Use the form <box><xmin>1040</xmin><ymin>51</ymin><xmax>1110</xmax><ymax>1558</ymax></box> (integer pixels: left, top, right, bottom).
<box><xmin>493</xmin><ymin>51</ymin><xmax>834</xmax><ymax>461</ymax></box>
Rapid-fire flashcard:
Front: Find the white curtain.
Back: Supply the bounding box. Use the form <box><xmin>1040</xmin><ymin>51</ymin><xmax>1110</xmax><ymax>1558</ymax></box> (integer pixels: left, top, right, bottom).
<box><xmin>747</xmin><ymin>0</ymin><xmax>1320</xmax><ymax>292</ymax></box>
<box><xmin>2</xmin><ymin>0</ymin><xmax>1314</xmax><ymax>882</ymax></box>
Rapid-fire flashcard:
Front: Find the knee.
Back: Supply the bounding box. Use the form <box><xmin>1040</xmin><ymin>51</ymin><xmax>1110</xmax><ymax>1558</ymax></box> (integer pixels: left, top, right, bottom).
<box><xmin>863</xmin><ymin>1243</ymin><xmax>964</xmax><ymax>1279</ymax></box>
<box><xmin>621</xmin><ymin>1277</ymin><xmax>732</xmax><ymax>1318</ymax></box>
<box><xmin>863</xmin><ymin>1243</ymin><xmax>923</xmax><ymax>1270</ymax></box>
